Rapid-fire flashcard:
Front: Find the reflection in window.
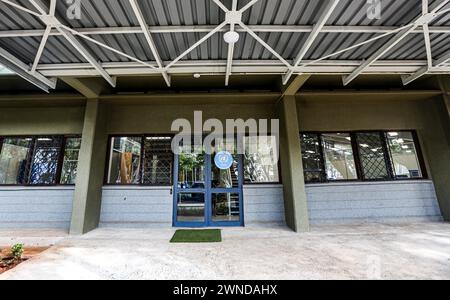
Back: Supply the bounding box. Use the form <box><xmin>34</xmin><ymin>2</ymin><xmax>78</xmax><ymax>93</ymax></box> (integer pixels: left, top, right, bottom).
<box><xmin>142</xmin><ymin>137</ymin><xmax>173</xmax><ymax>185</ymax></box>
<box><xmin>29</xmin><ymin>137</ymin><xmax>63</xmax><ymax>185</ymax></box>
<box><xmin>387</xmin><ymin>132</ymin><xmax>422</xmax><ymax>178</ymax></box>
<box><xmin>60</xmin><ymin>138</ymin><xmax>81</xmax><ymax>184</ymax></box>
<box><xmin>177</xmin><ymin>193</ymin><xmax>205</xmax><ymax>222</ymax></box>
<box><xmin>0</xmin><ymin>138</ymin><xmax>32</xmax><ymax>184</ymax></box>
<box><xmin>244</xmin><ymin>136</ymin><xmax>280</xmax><ymax>183</ymax></box>
<box><xmin>322</xmin><ymin>133</ymin><xmax>357</xmax><ymax>180</ymax></box>
<box><xmin>177</xmin><ymin>145</ymin><xmax>205</xmax><ymax>189</ymax></box>
<box><xmin>212</xmin><ymin>193</ymin><xmax>240</xmax><ymax>222</ymax></box>
<box><xmin>300</xmin><ymin>133</ymin><xmax>325</xmax><ymax>183</ymax></box>
<box><xmin>211</xmin><ymin>138</ymin><xmax>239</xmax><ymax>188</ymax></box>
<box><xmin>107</xmin><ymin>137</ymin><xmax>142</xmax><ymax>184</ymax></box>
<box><xmin>356</xmin><ymin>132</ymin><xmax>391</xmax><ymax>180</ymax></box>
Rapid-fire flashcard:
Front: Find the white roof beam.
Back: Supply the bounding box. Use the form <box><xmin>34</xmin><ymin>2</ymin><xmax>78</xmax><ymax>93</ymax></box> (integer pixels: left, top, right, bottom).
<box><xmin>57</xmin><ymin>27</ymin><xmax>116</xmax><ymax>87</ymax></box>
<box><xmin>344</xmin><ymin>0</ymin><xmax>450</xmax><ymax>86</ymax></box>
<box><xmin>27</xmin><ymin>0</ymin><xmax>116</xmax><ymax>87</ymax></box>
<box><xmin>2</xmin><ymin>26</ymin><xmax>450</xmax><ymax>38</ymax></box>
<box><xmin>31</xmin><ymin>25</ymin><xmax>51</xmax><ymax>73</ymax></box>
<box><xmin>238</xmin><ymin>22</ymin><xmax>291</xmax><ymax>69</ymax></box>
<box><xmin>283</xmin><ymin>0</ymin><xmax>340</xmax><ymax>85</ymax></box>
<box><xmin>0</xmin><ymin>45</ymin><xmax>56</xmax><ymax>92</ymax></box>
<box><xmin>165</xmin><ymin>22</ymin><xmax>228</xmax><ymax>70</ymax></box>
<box><xmin>402</xmin><ymin>0</ymin><xmax>434</xmax><ymax>85</ymax></box>
<box><xmin>225</xmin><ymin>0</ymin><xmax>238</xmax><ymax>86</ymax></box>
<box><xmin>128</xmin><ymin>0</ymin><xmax>170</xmax><ymax>86</ymax></box>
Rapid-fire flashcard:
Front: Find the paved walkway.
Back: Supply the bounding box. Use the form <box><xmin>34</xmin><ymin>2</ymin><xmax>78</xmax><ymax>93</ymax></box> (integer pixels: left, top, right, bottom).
<box><xmin>1</xmin><ymin>222</ymin><xmax>450</xmax><ymax>280</ymax></box>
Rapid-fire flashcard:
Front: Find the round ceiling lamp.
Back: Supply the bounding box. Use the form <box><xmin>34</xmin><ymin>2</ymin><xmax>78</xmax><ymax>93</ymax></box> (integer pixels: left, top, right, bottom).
<box><xmin>223</xmin><ymin>31</ymin><xmax>240</xmax><ymax>44</ymax></box>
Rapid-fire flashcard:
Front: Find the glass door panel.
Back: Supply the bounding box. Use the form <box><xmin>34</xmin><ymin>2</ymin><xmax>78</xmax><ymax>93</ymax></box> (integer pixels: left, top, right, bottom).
<box><xmin>176</xmin><ymin>193</ymin><xmax>205</xmax><ymax>222</ymax></box>
<box><xmin>174</xmin><ymin>142</ymin><xmax>207</xmax><ymax>225</ymax></box>
<box><xmin>209</xmin><ymin>137</ymin><xmax>243</xmax><ymax>226</ymax></box>
<box><xmin>211</xmin><ymin>193</ymin><xmax>240</xmax><ymax>222</ymax></box>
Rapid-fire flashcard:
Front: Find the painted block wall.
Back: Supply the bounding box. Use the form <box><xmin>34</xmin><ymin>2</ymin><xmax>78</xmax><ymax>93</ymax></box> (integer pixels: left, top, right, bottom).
<box><xmin>0</xmin><ymin>187</ymin><xmax>74</xmax><ymax>229</ymax></box>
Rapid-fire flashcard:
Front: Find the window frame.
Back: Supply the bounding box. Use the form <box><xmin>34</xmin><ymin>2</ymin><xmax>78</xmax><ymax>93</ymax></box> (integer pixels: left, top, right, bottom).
<box><xmin>242</xmin><ymin>133</ymin><xmax>282</xmax><ymax>185</ymax></box>
<box><xmin>0</xmin><ymin>135</ymin><xmax>81</xmax><ymax>187</ymax></box>
<box><xmin>300</xmin><ymin>130</ymin><xmax>428</xmax><ymax>184</ymax></box>
<box><xmin>104</xmin><ymin>134</ymin><xmax>175</xmax><ymax>187</ymax></box>
<box><xmin>104</xmin><ymin>134</ymin><xmax>283</xmax><ymax>186</ymax></box>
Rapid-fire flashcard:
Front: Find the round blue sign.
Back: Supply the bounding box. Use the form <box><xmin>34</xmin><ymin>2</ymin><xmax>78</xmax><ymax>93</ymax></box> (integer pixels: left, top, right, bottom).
<box><xmin>214</xmin><ymin>151</ymin><xmax>233</xmax><ymax>170</ymax></box>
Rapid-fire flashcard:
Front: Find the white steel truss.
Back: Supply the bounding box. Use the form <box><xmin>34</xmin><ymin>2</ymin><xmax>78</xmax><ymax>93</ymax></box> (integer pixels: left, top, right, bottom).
<box><xmin>0</xmin><ymin>0</ymin><xmax>449</xmax><ymax>92</ymax></box>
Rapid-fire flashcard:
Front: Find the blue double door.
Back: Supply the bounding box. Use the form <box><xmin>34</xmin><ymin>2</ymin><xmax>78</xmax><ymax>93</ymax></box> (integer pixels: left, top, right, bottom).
<box><xmin>173</xmin><ymin>141</ymin><xmax>244</xmax><ymax>227</ymax></box>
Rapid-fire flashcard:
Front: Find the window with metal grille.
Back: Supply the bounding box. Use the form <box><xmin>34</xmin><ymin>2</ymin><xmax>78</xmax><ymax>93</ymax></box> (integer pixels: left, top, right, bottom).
<box><xmin>142</xmin><ymin>136</ymin><xmax>173</xmax><ymax>185</ymax></box>
<box><xmin>300</xmin><ymin>131</ymin><xmax>426</xmax><ymax>183</ymax></box>
<box><xmin>0</xmin><ymin>136</ymin><xmax>81</xmax><ymax>186</ymax></box>
<box><xmin>106</xmin><ymin>135</ymin><xmax>174</xmax><ymax>186</ymax></box>
<box><xmin>28</xmin><ymin>137</ymin><xmax>63</xmax><ymax>185</ymax></box>
<box><xmin>355</xmin><ymin>132</ymin><xmax>392</xmax><ymax>180</ymax></box>
<box><xmin>300</xmin><ymin>133</ymin><xmax>326</xmax><ymax>183</ymax></box>
<box><xmin>60</xmin><ymin>137</ymin><xmax>82</xmax><ymax>185</ymax></box>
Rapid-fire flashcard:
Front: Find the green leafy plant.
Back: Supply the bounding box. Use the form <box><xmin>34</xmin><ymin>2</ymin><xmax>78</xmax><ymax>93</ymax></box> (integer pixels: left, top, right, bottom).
<box><xmin>11</xmin><ymin>244</ymin><xmax>24</xmax><ymax>260</ymax></box>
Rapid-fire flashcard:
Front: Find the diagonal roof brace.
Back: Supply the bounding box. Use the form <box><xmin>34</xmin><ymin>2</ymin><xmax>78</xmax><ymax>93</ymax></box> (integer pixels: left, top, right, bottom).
<box><xmin>28</xmin><ymin>0</ymin><xmax>116</xmax><ymax>88</ymax></box>
<box><xmin>128</xmin><ymin>0</ymin><xmax>171</xmax><ymax>87</ymax></box>
<box><xmin>282</xmin><ymin>0</ymin><xmax>341</xmax><ymax>85</ymax></box>
<box><xmin>0</xmin><ymin>45</ymin><xmax>56</xmax><ymax>92</ymax></box>
<box><xmin>343</xmin><ymin>0</ymin><xmax>450</xmax><ymax>86</ymax></box>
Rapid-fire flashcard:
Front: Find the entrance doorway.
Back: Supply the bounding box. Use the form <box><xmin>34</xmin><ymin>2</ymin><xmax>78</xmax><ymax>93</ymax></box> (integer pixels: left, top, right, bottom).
<box><xmin>173</xmin><ymin>138</ymin><xmax>244</xmax><ymax>227</ymax></box>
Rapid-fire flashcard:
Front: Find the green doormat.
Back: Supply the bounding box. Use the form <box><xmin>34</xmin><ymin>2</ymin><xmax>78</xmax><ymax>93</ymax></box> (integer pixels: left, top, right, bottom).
<box><xmin>170</xmin><ymin>229</ymin><xmax>222</xmax><ymax>243</ymax></box>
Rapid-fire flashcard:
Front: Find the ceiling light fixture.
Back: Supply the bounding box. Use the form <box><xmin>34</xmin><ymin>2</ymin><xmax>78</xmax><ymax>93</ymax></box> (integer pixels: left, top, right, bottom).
<box><xmin>224</xmin><ymin>31</ymin><xmax>240</xmax><ymax>44</ymax></box>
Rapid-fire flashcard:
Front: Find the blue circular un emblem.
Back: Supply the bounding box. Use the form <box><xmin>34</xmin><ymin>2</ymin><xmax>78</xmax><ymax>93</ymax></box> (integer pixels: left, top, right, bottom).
<box><xmin>214</xmin><ymin>151</ymin><xmax>233</xmax><ymax>170</ymax></box>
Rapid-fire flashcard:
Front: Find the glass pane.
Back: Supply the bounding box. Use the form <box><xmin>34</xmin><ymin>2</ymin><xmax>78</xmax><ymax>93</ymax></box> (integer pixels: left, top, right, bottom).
<box><xmin>212</xmin><ymin>193</ymin><xmax>240</xmax><ymax>222</ymax></box>
<box><xmin>177</xmin><ymin>193</ymin><xmax>205</xmax><ymax>222</ymax></box>
<box><xmin>0</xmin><ymin>138</ymin><xmax>32</xmax><ymax>184</ymax></box>
<box><xmin>107</xmin><ymin>137</ymin><xmax>142</xmax><ymax>184</ymax></box>
<box><xmin>177</xmin><ymin>145</ymin><xmax>205</xmax><ymax>189</ymax></box>
<box><xmin>211</xmin><ymin>138</ymin><xmax>239</xmax><ymax>188</ymax></box>
<box><xmin>29</xmin><ymin>137</ymin><xmax>62</xmax><ymax>185</ymax></box>
<box><xmin>244</xmin><ymin>136</ymin><xmax>279</xmax><ymax>183</ymax></box>
<box><xmin>356</xmin><ymin>132</ymin><xmax>391</xmax><ymax>180</ymax></box>
<box><xmin>387</xmin><ymin>131</ymin><xmax>422</xmax><ymax>179</ymax></box>
<box><xmin>323</xmin><ymin>133</ymin><xmax>357</xmax><ymax>180</ymax></box>
<box><xmin>60</xmin><ymin>137</ymin><xmax>81</xmax><ymax>184</ymax></box>
<box><xmin>142</xmin><ymin>136</ymin><xmax>173</xmax><ymax>185</ymax></box>
<box><xmin>300</xmin><ymin>133</ymin><xmax>326</xmax><ymax>183</ymax></box>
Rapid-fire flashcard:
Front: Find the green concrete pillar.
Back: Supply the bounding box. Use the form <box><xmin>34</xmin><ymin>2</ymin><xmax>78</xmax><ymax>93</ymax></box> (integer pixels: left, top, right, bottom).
<box><xmin>277</xmin><ymin>95</ymin><xmax>310</xmax><ymax>232</ymax></box>
<box><xmin>70</xmin><ymin>99</ymin><xmax>108</xmax><ymax>234</ymax></box>
<box><xmin>424</xmin><ymin>77</ymin><xmax>450</xmax><ymax>221</ymax></box>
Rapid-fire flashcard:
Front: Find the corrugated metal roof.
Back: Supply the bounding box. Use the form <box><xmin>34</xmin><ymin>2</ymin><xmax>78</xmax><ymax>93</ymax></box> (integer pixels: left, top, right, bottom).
<box><xmin>0</xmin><ymin>0</ymin><xmax>449</xmax><ymax>84</ymax></box>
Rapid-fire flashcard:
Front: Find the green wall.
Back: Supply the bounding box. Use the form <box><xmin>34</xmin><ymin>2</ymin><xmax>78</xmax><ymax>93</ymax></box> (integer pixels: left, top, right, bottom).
<box><xmin>0</xmin><ymin>106</ymin><xmax>85</xmax><ymax>135</ymax></box>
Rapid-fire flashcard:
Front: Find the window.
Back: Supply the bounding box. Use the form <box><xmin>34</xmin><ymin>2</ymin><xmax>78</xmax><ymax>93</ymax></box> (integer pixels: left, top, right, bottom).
<box><xmin>106</xmin><ymin>136</ymin><xmax>174</xmax><ymax>186</ymax></box>
<box><xmin>322</xmin><ymin>133</ymin><xmax>357</xmax><ymax>181</ymax></box>
<box><xmin>300</xmin><ymin>131</ymin><xmax>425</xmax><ymax>183</ymax></box>
<box><xmin>0</xmin><ymin>138</ymin><xmax>32</xmax><ymax>184</ymax></box>
<box><xmin>244</xmin><ymin>135</ymin><xmax>280</xmax><ymax>183</ymax></box>
<box><xmin>300</xmin><ymin>133</ymin><xmax>325</xmax><ymax>183</ymax></box>
<box><xmin>107</xmin><ymin>137</ymin><xmax>142</xmax><ymax>184</ymax></box>
<box><xmin>142</xmin><ymin>137</ymin><xmax>173</xmax><ymax>185</ymax></box>
<box><xmin>29</xmin><ymin>137</ymin><xmax>63</xmax><ymax>185</ymax></box>
<box><xmin>355</xmin><ymin>132</ymin><xmax>392</xmax><ymax>180</ymax></box>
<box><xmin>61</xmin><ymin>138</ymin><xmax>82</xmax><ymax>184</ymax></box>
<box><xmin>0</xmin><ymin>136</ymin><xmax>81</xmax><ymax>185</ymax></box>
<box><xmin>386</xmin><ymin>131</ymin><xmax>423</xmax><ymax>179</ymax></box>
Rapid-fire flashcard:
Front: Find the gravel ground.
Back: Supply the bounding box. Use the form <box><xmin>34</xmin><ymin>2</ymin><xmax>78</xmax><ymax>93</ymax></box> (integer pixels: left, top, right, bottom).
<box><xmin>1</xmin><ymin>222</ymin><xmax>449</xmax><ymax>280</ymax></box>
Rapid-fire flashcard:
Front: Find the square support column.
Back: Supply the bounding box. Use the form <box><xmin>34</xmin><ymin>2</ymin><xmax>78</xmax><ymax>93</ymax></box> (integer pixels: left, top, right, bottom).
<box><xmin>70</xmin><ymin>99</ymin><xmax>108</xmax><ymax>234</ymax></box>
<box><xmin>425</xmin><ymin>76</ymin><xmax>450</xmax><ymax>220</ymax></box>
<box><xmin>277</xmin><ymin>95</ymin><xmax>310</xmax><ymax>232</ymax></box>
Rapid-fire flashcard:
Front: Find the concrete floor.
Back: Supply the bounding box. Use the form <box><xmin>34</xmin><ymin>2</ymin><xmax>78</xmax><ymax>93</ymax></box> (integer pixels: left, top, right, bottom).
<box><xmin>1</xmin><ymin>222</ymin><xmax>449</xmax><ymax>280</ymax></box>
